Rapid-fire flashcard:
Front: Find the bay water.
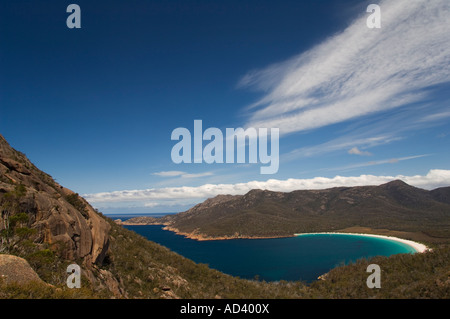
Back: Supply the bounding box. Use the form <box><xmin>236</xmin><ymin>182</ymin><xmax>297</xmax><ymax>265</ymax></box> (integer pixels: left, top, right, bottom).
<box><xmin>121</xmin><ymin>222</ymin><xmax>415</xmax><ymax>283</ymax></box>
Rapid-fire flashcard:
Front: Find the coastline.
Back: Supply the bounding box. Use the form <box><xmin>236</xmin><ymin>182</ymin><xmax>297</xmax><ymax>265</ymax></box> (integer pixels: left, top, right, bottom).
<box><xmin>119</xmin><ymin>221</ymin><xmax>295</xmax><ymax>241</ymax></box>
<box><xmin>162</xmin><ymin>225</ymin><xmax>295</xmax><ymax>241</ymax></box>
<box><xmin>294</xmin><ymin>232</ymin><xmax>429</xmax><ymax>253</ymax></box>
<box><xmin>118</xmin><ymin>221</ymin><xmax>431</xmax><ymax>252</ymax></box>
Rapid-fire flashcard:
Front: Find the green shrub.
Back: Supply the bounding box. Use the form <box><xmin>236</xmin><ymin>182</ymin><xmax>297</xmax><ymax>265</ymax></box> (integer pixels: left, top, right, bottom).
<box><xmin>64</xmin><ymin>193</ymin><xmax>88</xmax><ymax>218</ymax></box>
<box><xmin>27</xmin><ymin>249</ymin><xmax>55</xmax><ymax>265</ymax></box>
<box><xmin>13</xmin><ymin>184</ymin><xmax>27</xmax><ymax>198</ymax></box>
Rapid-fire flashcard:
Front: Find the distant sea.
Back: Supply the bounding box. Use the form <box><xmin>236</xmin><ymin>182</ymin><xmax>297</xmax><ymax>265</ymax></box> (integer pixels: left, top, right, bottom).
<box><xmin>105</xmin><ymin>213</ymin><xmax>177</xmax><ymax>221</ymax></box>
<box><xmin>113</xmin><ymin>214</ymin><xmax>416</xmax><ymax>283</ymax></box>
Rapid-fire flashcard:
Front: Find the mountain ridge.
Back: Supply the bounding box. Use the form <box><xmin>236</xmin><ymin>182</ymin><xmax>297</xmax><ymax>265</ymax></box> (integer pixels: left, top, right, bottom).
<box><xmin>124</xmin><ymin>180</ymin><xmax>450</xmax><ymax>243</ymax></box>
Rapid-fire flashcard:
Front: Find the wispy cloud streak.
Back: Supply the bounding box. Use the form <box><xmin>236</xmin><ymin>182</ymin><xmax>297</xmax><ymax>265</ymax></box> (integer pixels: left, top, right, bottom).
<box><xmin>152</xmin><ymin>171</ymin><xmax>214</xmax><ymax>179</ymax></box>
<box><xmin>348</xmin><ymin>147</ymin><xmax>372</xmax><ymax>156</ymax></box>
<box><xmin>239</xmin><ymin>0</ymin><xmax>450</xmax><ymax>135</ymax></box>
<box><xmin>325</xmin><ymin>154</ymin><xmax>431</xmax><ymax>172</ymax></box>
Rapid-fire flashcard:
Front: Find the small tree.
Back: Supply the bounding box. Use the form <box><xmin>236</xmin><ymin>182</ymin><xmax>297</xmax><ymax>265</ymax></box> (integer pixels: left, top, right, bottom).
<box><xmin>0</xmin><ymin>184</ymin><xmax>35</xmax><ymax>253</ymax></box>
<box><xmin>0</xmin><ymin>210</ymin><xmax>11</xmax><ymax>253</ymax></box>
<box><xmin>0</xmin><ymin>212</ymin><xmax>35</xmax><ymax>253</ymax></box>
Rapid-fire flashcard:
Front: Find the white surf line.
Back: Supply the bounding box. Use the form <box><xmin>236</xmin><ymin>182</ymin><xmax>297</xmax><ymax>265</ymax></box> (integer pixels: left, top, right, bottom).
<box><xmin>294</xmin><ymin>232</ymin><xmax>430</xmax><ymax>253</ymax></box>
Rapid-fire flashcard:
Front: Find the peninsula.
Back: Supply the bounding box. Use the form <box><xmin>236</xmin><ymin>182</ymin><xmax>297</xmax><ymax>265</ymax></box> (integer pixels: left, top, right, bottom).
<box><xmin>122</xmin><ymin>181</ymin><xmax>450</xmax><ymax>246</ymax></box>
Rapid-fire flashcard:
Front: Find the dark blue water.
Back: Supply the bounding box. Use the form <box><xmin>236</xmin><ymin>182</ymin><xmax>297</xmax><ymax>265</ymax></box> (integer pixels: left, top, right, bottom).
<box><xmin>124</xmin><ymin>224</ymin><xmax>416</xmax><ymax>283</ymax></box>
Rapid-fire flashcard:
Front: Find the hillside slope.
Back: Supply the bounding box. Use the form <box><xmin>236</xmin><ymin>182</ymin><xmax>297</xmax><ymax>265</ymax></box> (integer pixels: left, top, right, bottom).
<box><xmin>0</xmin><ymin>134</ymin><xmax>309</xmax><ymax>298</ymax></box>
<box><xmin>0</xmin><ymin>134</ymin><xmax>111</xmax><ymax>284</ymax></box>
<box><xmin>126</xmin><ymin>181</ymin><xmax>450</xmax><ymax>242</ymax></box>
<box><xmin>1</xmin><ymin>133</ymin><xmax>449</xmax><ymax>299</ymax></box>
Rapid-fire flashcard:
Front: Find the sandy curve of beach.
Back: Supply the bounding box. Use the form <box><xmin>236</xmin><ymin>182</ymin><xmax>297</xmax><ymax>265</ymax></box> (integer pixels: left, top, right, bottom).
<box><xmin>294</xmin><ymin>232</ymin><xmax>429</xmax><ymax>253</ymax></box>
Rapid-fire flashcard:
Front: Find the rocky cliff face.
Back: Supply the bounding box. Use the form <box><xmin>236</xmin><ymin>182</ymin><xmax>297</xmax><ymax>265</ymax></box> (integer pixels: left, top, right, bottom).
<box><xmin>0</xmin><ymin>134</ymin><xmax>110</xmax><ymax>271</ymax></box>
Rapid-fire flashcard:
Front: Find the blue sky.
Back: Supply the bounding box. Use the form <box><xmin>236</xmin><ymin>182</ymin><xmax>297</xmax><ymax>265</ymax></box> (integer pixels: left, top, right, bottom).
<box><xmin>1</xmin><ymin>0</ymin><xmax>449</xmax><ymax>214</ymax></box>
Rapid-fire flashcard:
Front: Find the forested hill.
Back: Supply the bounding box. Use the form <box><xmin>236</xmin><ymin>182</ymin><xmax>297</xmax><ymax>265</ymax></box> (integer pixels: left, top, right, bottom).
<box><xmin>125</xmin><ymin>181</ymin><xmax>450</xmax><ymax>242</ymax></box>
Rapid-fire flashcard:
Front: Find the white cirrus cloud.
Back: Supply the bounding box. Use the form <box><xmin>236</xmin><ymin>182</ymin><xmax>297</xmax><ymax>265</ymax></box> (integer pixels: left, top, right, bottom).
<box><xmin>284</xmin><ymin>134</ymin><xmax>402</xmax><ymax>161</ymax></box>
<box><xmin>181</xmin><ymin>172</ymin><xmax>214</xmax><ymax>178</ymax></box>
<box><xmin>152</xmin><ymin>171</ymin><xmax>214</xmax><ymax>179</ymax></box>
<box><xmin>152</xmin><ymin>171</ymin><xmax>186</xmax><ymax>177</ymax></box>
<box><xmin>348</xmin><ymin>147</ymin><xmax>373</xmax><ymax>156</ymax></box>
<box><xmin>329</xmin><ymin>154</ymin><xmax>430</xmax><ymax>172</ymax></box>
<box><xmin>84</xmin><ymin>169</ymin><xmax>450</xmax><ymax>204</ymax></box>
<box><xmin>239</xmin><ymin>0</ymin><xmax>450</xmax><ymax>136</ymax></box>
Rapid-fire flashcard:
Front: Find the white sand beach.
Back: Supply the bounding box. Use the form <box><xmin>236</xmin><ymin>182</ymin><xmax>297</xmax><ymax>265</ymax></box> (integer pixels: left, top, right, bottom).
<box><xmin>294</xmin><ymin>232</ymin><xmax>429</xmax><ymax>253</ymax></box>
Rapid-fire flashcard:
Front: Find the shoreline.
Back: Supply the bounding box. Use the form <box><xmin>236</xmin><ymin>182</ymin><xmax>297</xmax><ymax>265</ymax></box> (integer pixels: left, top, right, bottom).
<box><xmin>162</xmin><ymin>225</ymin><xmax>296</xmax><ymax>241</ymax></box>
<box><xmin>294</xmin><ymin>232</ymin><xmax>429</xmax><ymax>253</ymax></box>
<box><xmin>119</xmin><ymin>221</ymin><xmax>431</xmax><ymax>252</ymax></box>
<box><xmin>120</xmin><ymin>221</ymin><xmax>295</xmax><ymax>240</ymax></box>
